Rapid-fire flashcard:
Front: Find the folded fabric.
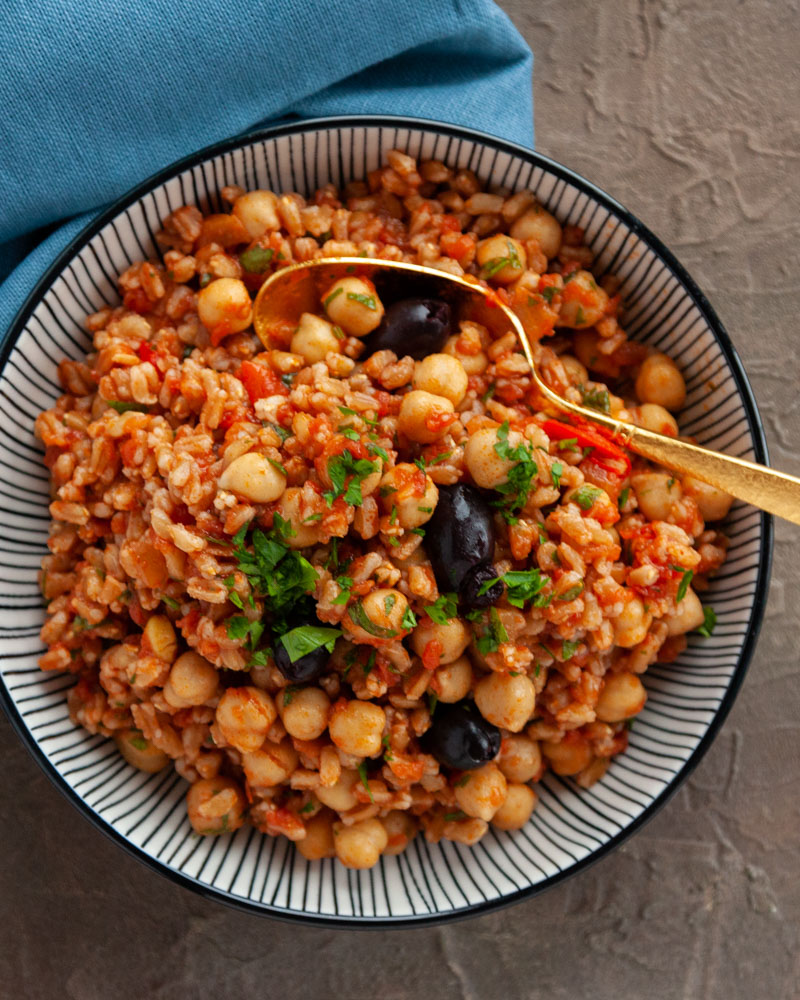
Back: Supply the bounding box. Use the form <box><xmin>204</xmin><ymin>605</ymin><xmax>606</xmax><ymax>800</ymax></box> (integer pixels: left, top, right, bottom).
<box><xmin>0</xmin><ymin>0</ymin><xmax>533</xmax><ymax>335</ymax></box>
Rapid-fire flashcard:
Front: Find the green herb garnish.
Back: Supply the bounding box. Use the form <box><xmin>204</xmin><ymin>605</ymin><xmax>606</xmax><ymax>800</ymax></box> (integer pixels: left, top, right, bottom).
<box><xmin>580</xmin><ymin>385</ymin><xmax>610</xmax><ymax>414</ymax></box>
<box><xmin>346</xmin><ymin>291</ymin><xmax>377</xmax><ymax>310</ymax></box>
<box><xmin>696</xmin><ymin>606</ymin><xmax>717</xmax><ymax>637</ymax></box>
<box><xmin>357</xmin><ymin>761</ymin><xmax>374</xmax><ymax>802</ymax></box>
<box><xmin>423</xmin><ymin>592</ymin><xmax>459</xmax><ymax>625</ymax></box>
<box><xmin>323</xmin><ymin>450</ymin><xmax>378</xmax><ymax>507</ymax></box>
<box><xmin>239</xmin><ymin>245</ymin><xmax>274</xmax><ymax>273</ymax></box>
<box><xmin>671</xmin><ymin>565</ymin><xmax>694</xmax><ymax>603</ymax></box>
<box><xmin>279</xmin><ymin>624</ymin><xmax>342</xmax><ymax>663</ymax></box>
<box><xmin>107</xmin><ymin>401</ymin><xmax>150</xmax><ymax>414</ymax></box>
<box><xmin>324</xmin><ymin>287</ymin><xmax>344</xmax><ymax>308</ymax></box>
<box><xmin>491</xmin><ymin>422</ymin><xmax>537</xmax><ymax>523</ymax></box>
<box><xmin>550</xmin><ymin>461</ymin><xmax>563</xmax><ymax>490</ymax></box>
<box><xmin>572</xmin><ymin>485</ymin><xmax>603</xmax><ymax>511</ymax></box>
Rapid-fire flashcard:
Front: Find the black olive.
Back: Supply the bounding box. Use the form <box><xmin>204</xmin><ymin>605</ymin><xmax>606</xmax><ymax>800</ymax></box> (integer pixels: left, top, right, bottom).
<box><xmin>424</xmin><ymin>484</ymin><xmax>496</xmax><ymax>595</ymax></box>
<box><xmin>459</xmin><ymin>562</ymin><xmax>503</xmax><ymax>609</ymax></box>
<box><xmin>363</xmin><ymin>298</ymin><xmax>451</xmax><ymax>360</ymax></box>
<box><xmin>422</xmin><ymin>701</ymin><xmax>501</xmax><ymax>770</ymax></box>
<box><xmin>273</xmin><ymin>623</ymin><xmax>329</xmax><ymax>683</ymax></box>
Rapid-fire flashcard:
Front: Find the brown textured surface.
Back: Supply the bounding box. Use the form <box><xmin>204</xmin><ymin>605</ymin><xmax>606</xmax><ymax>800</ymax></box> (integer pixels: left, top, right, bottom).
<box><xmin>2</xmin><ymin>2</ymin><xmax>799</xmax><ymax>997</ymax></box>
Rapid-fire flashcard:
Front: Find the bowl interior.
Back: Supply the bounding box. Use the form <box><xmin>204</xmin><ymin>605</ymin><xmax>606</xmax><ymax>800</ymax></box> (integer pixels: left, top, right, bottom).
<box><xmin>0</xmin><ymin>118</ymin><xmax>769</xmax><ymax>925</ymax></box>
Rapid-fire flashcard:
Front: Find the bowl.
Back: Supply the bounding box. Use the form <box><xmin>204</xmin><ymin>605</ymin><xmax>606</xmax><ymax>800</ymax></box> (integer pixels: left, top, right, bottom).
<box><xmin>0</xmin><ymin>115</ymin><xmax>771</xmax><ymax>926</ymax></box>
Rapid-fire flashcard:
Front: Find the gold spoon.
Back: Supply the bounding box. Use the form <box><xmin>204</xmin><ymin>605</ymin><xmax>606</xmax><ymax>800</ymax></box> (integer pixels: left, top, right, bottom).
<box><xmin>253</xmin><ymin>256</ymin><xmax>800</xmax><ymax>526</ymax></box>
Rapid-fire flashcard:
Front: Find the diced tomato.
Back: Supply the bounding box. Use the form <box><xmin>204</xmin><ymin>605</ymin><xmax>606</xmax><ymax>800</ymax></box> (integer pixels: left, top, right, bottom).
<box><xmin>425</xmin><ymin>409</ymin><xmax>457</xmax><ymax>434</ymax></box>
<box><xmin>137</xmin><ymin>342</ymin><xmax>157</xmax><ymax>364</ymax></box>
<box><xmin>422</xmin><ymin>639</ymin><xmax>443</xmax><ymax>671</ymax></box>
<box><xmin>439</xmin><ymin>214</ymin><xmax>462</xmax><ymax>234</ymax></box>
<box><xmin>237</xmin><ymin>360</ymin><xmax>287</xmax><ymax>403</ymax></box>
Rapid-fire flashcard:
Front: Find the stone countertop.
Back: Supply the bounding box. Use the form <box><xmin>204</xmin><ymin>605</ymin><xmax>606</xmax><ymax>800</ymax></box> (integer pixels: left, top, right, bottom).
<box><xmin>2</xmin><ymin>2</ymin><xmax>798</xmax><ymax>997</ymax></box>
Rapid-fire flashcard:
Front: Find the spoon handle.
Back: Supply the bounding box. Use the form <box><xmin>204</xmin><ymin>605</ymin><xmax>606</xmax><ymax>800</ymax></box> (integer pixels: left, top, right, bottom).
<box><xmin>622</xmin><ymin>425</ymin><xmax>800</xmax><ymax>525</ymax></box>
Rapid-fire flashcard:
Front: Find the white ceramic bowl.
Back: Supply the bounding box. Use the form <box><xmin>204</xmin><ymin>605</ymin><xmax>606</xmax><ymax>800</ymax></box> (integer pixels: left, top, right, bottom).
<box><xmin>0</xmin><ymin>116</ymin><xmax>771</xmax><ymax>926</ymax></box>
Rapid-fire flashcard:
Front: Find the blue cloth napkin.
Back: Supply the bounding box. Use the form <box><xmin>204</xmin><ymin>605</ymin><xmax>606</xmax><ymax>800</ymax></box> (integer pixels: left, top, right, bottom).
<box><xmin>0</xmin><ymin>0</ymin><xmax>533</xmax><ymax>336</ymax></box>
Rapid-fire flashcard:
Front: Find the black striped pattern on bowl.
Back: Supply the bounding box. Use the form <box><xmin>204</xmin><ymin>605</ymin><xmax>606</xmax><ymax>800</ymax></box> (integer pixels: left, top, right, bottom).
<box><xmin>0</xmin><ymin>117</ymin><xmax>771</xmax><ymax>926</ymax></box>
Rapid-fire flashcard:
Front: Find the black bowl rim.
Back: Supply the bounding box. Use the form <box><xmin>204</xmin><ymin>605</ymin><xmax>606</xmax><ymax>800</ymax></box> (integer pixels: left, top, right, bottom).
<box><xmin>0</xmin><ymin>113</ymin><xmax>773</xmax><ymax>929</ymax></box>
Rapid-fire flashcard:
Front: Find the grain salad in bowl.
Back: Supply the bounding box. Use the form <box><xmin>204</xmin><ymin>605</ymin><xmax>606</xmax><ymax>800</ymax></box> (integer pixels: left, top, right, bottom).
<box><xmin>35</xmin><ymin>147</ymin><xmax>731</xmax><ymax>871</ymax></box>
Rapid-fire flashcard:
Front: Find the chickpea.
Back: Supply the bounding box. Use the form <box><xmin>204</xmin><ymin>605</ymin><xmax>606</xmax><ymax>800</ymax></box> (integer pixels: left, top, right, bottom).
<box><xmin>241</xmin><ymin>739</ymin><xmax>299</xmax><ymax>788</ymax></box>
<box><xmin>315</xmin><ymin>768</ymin><xmax>360</xmax><ymax>812</ymax></box>
<box><xmin>556</xmin><ymin>270</ymin><xmax>610</xmax><ymax>329</ymax></box>
<box><xmin>475</xmin><ymin>234</ymin><xmax>527</xmax><ymax>285</ymax></box>
<box><xmin>186</xmin><ymin>776</ymin><xmax>246</xmax><ymax>835</ymax></box>
<box><xmin>612</xmin><ymin>595</ymin><xmax>652</xmax><ymax>648</ymax></box>
<box><xmin>378</xmin><ymin>463</ymin><xmax>438</xmax><ymax>529</ymax></box>
<box><xmin>682</xmin><ymin>475</ymin><xmax>733</xmax><ymax>522</ymax></box>
<box><xmin>443</xmin><ymin>334</ymin><xmax>488</xmax><ymax>375</ymax></box>
<box><xmin>279</xmin><ymin>686</ymin><xmax>331</xmax><ymax>740</ymax></box>
<box><xmin>509</xmin><ymin>203</ymin><xmax>563</xmax><ymax>259</ymax></box>
<box><xmin>454</xmin><ymin>763</ymin><xmax>507</xmax><ymax>821</ymax></box>
<box><xmin>290</xmin><ymin>312</ymin><xmax>342</xmax><ymax>363</ymax></box>
<box><xmin>296</xmin><ymin>810</ymin><xmax>335</xmax><ymax>861</ymax></box>
<box><xmin>142</xmin><ymin>614</ymin><xmax>177</xmax><ymax>663</ymax></box>
<box><xmin>276</xmin><ymin>487</ymin><xmax>321</xmax><ymax>548</ymax></box>
<box><xmin>628</xmin><ymin>403</ymin><xmax>679</xmax><ymax>437</ymax></box>
<box><xmin>635</xmin><ymin>353</ymin><xmax>686</xmax><ymax>411</ymax></box>
<box><xmin>333</xmin><ymin>817</ymin><xmax>388</xmax><ymax>869</ymax></box>
<box><xmin>595</xmin><ymin>672</ymin><xmax>647</xmax><ymax>723</ymax></box>
<box><xmin>232</xmin><ymin>190</ymin><xmax>280</xmax><ymax>238</ymax></box>
<box><xmin>412</xmin><ymin>354</ymin><xmax>469</xmax><ymax>405</ymax></box>
<box><xmin>492</xmin><ymin>783</ymin><xmax>537</xmax><ymax>831</ymax></box>
<box><xmin>497</xmin><ymin>734</ymin><xmax>542</xmax><ymax>783</ymax></box>
<box><xmin>215</xmin><ymin>686</ymin><xmax>277</xmax><ymax>753</ymax></box>
<box><xmin>398</xmin><ymin>389</ymin><xmax>455</xmax><ymax>444</ymax></box>
<box><xmin>197</xmin><ymin>277</ymin><xmax>252</xmax><ymax>339</ymax></box>
<box><xmin>381</xmin><ymin>810</ymin><xmax>417</xmax><ymax>856</ymax></box>
<box><xmin>464</xmin><ymin>425</ymin><xmax>526</xmax><ymax>489</ymax></box>
<box><xmin>163</xmin><ymin>651</ymin><xmax>219</xmax><ymax>708</ymax></box>
<box><xmin>344</xmin><ymin>588</ymin><xmax>410</xmax><ymax>644</ymax></box>
<box><xmin>541</xmin><ymin>736</ymin><xmax>593</xmax><ymax>776</ymax></box>
<box><xmin>218</xmin><ymin>452</ymin><xmax>286</xmax><ymax>504</ymax></box>
<box><xmin>328</xmin><ymin>699</ymin><xmax>386</xmax><ymax>757</ymax></box>
<box><xmin>474</xmin><ymin>672</ymin><xmax>536</xmax><ymax>733</ymax></box>
<box><xmin>411</xmin><ymin>617</ymin><xmax>471</xmax><ymax>665</ymax></box>
<box><xmin>560</xmin><ymin>354</ymin><xmax>589</xmax><ymax>387</ymax></box>
<box><xmin>323</xmin><ymin>277</ymin><xmax>384</xmax><ymax>336</ymax></box>
<box><xmin>114</xmin><ymin>729</ymin><xmax>169</xmax><ymax>773</ymax></box>
<box><xmin>434</xmin><ymin>655</ymin><xmax>473</xmax><ymax>703</ymax></box>
<box><xmin>631</xmin><ymin>472</ymin><xmax>682</xmax><ymax>522</ymax></box>
<box><xmin>665</xmin><ymin>587</ymin><xmax>706</xmax><ymax>636</ymax></box>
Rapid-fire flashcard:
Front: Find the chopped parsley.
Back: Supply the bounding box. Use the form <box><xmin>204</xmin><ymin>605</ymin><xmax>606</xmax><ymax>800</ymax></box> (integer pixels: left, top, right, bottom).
<box><xmin>283</xmin><ymin>685</ymin><xmax>300</xmax><ymax>705</ymax></box>
<box><xmin>427</xmin><ymin>691</ymin><xmax>438</xmax><ymax>715</ymax></box>
<box><xmin>550</xmin><ymin>460</ymin><xmax>563</xmax><ymax>490</ymax></box>
<box><xmin>671</xmin><ymin>565</ymin><xmax>694</xmax><ymax>603</ymax></box>
<box><xmin>224</xmin><ymin>575</ymin><xmax>244</xmax><ymax>609</ymax></box>
<box><xmin>618</xmin><ymin>486</ymin><xmax>630</xmax><ymax>510</ymax></box>
<box><xmin>696</xmin><ymin>606</ymin><xmax>717</xmax><ymax>637</ymax></box>
<box><xmin>556</xmin><ymin>437</ymin><xmax>579</xmax><ymax>452</ymax></box>
<box><xmin>267</xmin><ymin>457</ymin><xmax>287</xmax><ymax>476</ymax></box>
<box><xmin>572</xmin><ymin>485</ymin><xmax>603</xmax><ymax>511</ymax></box>
<box><xmin>332</xmin><ymin>325</ymin><xmax>345</xmax><ymax>340</ymax></box>
<box><xmin>323</xmin><ymin>450</ymin><xmax>378</xmax><ymax>507</ymax></box>
<box><xmin>478</xmin><ymin>568</ymin><xmax>550</xmax><ymax>609</ymax></box>
<box><xmin>366</xmin><ymin>441</ymin><xmax>389</xmax><ymax>463</ymax></box>
<box><xmin>268</xmin><ymin>422</ymin><xmax>291</xmax><ymax>443</ymax></box>
<box><xmin>348</xmin><ymin>600</ymin><xmax>397</xmax><ymax>638</ymax></box>
<box><xmin>580</xmin><ymin>385</ymin><xmax>611</xmax><ymax>414</ymax></box>
<box><xmin>161</xmin><ymin>594</ymin><xmax>180</xmax><ymax>610</ymax></box>
<box><xmin>480</xmin><ymin>384</ymin><xmax>496</xmax><ymax>402</ymax></box>
<box><xmin>561</xmin><ymin>639</ymin><xmax>581</xmax><ymax>660</ymax></box>
<box><xmin>476</xmin><ymin>607</ymin><xmax>509</xmax><ymax>655</ymax></box>
<box><xmin>299</xmin><ymin>801</ymin><xmax>315</xmax><ymax>814</ymax></box>
<box><xmin>229</xmin><ymin>516</ymin><xmax>317</xmax><ymax>632</ymax></box>
<box><xmin>331</xmin><ymin>575</ymin><xmax>353</xmax><ymax>606</ymax></box>
<box><xmin>384</xmin><ymin>594</ymin><xmax>397</xmax><ymax>614</ymax></box>
<box><xmin>324</xmin><ymin>286</ymin><xmax>343</xmax><ymax>308</ymax></box>
<box><xmin>444</xmin><ymin>811</ymin><xmax>467</xmax><ymax>822</ymax></box>
<box><xmin>357</xmin><ymin>761</ymin><xmax>374</xmax><ymax>802</ymax></box>
<box><xmin>491</xmin><ymin>422</ymin><xmax>537</xmax><ymax>523</ymax></box>
<box><xmin>401</xmin><ymin>606</ymin><xmax>418</xmax><ymax>631</ymax></box>
<box><xmin>346</xmin><ymin>291</ymin><xmax>377</xmax><ymax>310</ymax></box>
<box><xmin>541</xmin><ymin>285</ymin><xmax>559</xmax><ymax>304</ymax></box>
<box><xmin>239</xmin><ymin>245</ymin><xmax>274</xmax><ymax>273</ymax></box>
<box><xmin>481</xmin><ymin>239</ymin><xmax>522</xmax><ymax>279</ymax></box>
<box><xmin>279</xmin><ymin>624</ymin><xmax>342</xmax><ymax>663</ymax></box>
<box><xmin>107</xmin><ymin>401</ymin><xmax>150</xmax><ymax>414</ymax></box>
<box><xmin>414</xmin><ymin>450</ymin><xmax>452</xmax><ymax>472</ymax></box>
<box><xmin>453</xmin><ymin>774</ymin><xmax>471</xmax><ymax>788</ymax></box>
<box><xmin>338</xmin><ymin>426</ymin><xmax>360</xmax><ymax>442</ymax></box>
<box><xmin>557</xmin><ymin>582</ymin><xmax>584</xmax><ymax>602</ymax></box>
<box><xmin>424</xmin><ymin>592</ymin><xmax>459</xmax><ymax>625</ymax></box>
<box><xmin>129</xmin><ymin>736</ymin><xmax>149</xmax><ymax>751</ymax></box>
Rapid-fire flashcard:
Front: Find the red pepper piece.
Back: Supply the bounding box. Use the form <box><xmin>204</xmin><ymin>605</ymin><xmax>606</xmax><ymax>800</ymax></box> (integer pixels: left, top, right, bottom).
<box><xmin>542</xmin><ymin>418</ymin><xmax>631</xmax><ymax>476</ymax></box>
